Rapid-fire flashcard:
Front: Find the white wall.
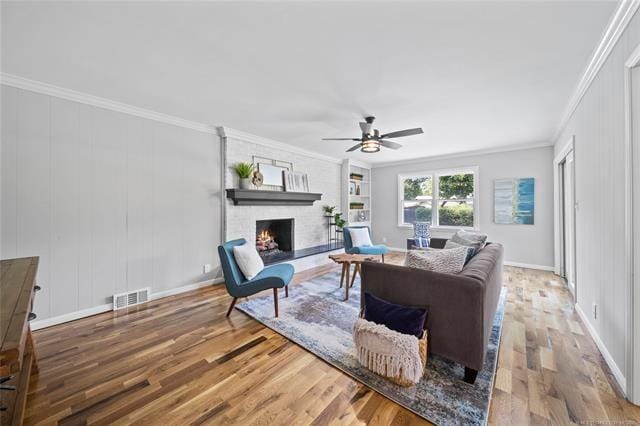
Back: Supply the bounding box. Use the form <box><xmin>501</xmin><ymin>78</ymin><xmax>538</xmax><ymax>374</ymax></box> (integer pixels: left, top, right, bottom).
<box><xmin>0</xmin><ymin>85</ymin><xmax>222</xmax><ymax>323</ymax></box>
<box><xmin>224</xmin><ymin>134</ymin><xmax>342</xmax><ymax>249</ymax></box>
<box><xmin>554</xmin><ymin>8</ymin><xmax>640</xmax><ymax>391</ymax></box>
<box><xmin>371</xmin><ymin>146</ymin><xmax>554</xmax><ymax>268</ymax></box>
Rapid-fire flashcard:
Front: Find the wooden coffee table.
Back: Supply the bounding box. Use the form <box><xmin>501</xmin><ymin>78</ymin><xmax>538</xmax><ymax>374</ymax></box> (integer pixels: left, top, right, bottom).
<box><xmin>328</xmin><ymin>253</ymin><xmax>376</xmax><ymax>300</ymax></box>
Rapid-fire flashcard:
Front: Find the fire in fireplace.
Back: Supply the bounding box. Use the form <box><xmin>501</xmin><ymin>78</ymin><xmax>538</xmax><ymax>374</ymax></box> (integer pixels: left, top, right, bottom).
<box><xmin>255</xmin><ymin>218</ymin><xmax>294</xmax><ymax>262</ymax></box>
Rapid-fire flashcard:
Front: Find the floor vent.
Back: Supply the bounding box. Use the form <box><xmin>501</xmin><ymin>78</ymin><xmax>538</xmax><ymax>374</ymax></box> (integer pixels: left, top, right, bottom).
<box><xmin>113</xmin><ymin>288</ymin><xmax>150</xmax><ymax>310</ymax></box>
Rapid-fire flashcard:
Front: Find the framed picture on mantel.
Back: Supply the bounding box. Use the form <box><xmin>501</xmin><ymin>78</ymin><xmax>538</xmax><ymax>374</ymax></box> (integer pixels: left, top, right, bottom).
<box><xmin>284</xmin><ymin>171</ymin><xmax>309</xmax><ymax>192</ymax></box>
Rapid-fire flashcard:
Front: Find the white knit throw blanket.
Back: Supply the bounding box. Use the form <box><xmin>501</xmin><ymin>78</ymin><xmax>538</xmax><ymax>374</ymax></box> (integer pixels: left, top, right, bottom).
<box><xmin>352</xmin><ymin>318</ymin><xmax>424</xmax><ymax>385</ymax></box>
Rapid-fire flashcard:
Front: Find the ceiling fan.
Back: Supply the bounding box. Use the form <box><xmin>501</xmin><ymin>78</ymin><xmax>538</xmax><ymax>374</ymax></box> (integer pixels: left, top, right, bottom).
<box><xmin>322</xmin><ymin>116</ymin><xmax>424</xmax><ymax>153</ymax></box>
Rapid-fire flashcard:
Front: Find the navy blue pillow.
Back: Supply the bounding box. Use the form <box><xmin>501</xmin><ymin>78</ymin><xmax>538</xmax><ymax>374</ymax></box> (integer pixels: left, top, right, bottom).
<box><xmin>363</xmin><ymin>292</ymin><xmax>428</xmax><ymax>338</ymax></box>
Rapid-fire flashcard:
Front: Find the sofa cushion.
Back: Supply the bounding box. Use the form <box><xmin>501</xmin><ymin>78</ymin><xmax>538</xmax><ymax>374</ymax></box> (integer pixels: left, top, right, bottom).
<box><xmin>444</xmin><ymin>240</ymin><xmax>476</xmax><ymax>263</ymax></box>
<box><xmin>405</xmin><ymin>246</ymin><xmax>468</xmax><ymax>274</ymax></box>
<box><xmin>233</xmin><ymin>242</ymin><xmax>264</xmax><ymax>280</ymax></box>
<box><xmin>451</xmin><ymin>230</ymin><xmax>488</xmax><ymax>249</ymax></box>
<box><xmin>363</xmin><ymin>292</ymin><xmax>427</xmax><ymax>338</ymax></box>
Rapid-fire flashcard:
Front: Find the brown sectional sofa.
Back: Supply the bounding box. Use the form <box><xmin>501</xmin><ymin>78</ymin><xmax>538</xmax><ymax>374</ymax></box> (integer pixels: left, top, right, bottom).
<box><xmin>360</xmin><ymin>238</ymin><xmax>504</xmax><ymax>384</ymax></box>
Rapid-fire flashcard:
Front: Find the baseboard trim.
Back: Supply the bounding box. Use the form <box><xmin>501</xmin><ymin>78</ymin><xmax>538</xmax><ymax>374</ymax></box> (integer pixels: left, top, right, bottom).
<box><xmin>31</xmin><ymin>277</ymin><xmax>224</xmax><ymax>331</ymax></box>
<box><xmin>150</xmin><ymin>278</ymin><xmax>223</xmax><ymax>301</ymax></box>
<box><xmin>31</xmin><ymin>303</ymin><xmax>114</xmax><ymax>331</ymax></box>
<box><xmin>575</xmin><ymin>303</ymin><xmax>627</xmax><ymax>393</ymax></box>
<box><xmin>503</xmin><ymin>261</ymin><xmax>555</xmax><ymax>272</ymax></box>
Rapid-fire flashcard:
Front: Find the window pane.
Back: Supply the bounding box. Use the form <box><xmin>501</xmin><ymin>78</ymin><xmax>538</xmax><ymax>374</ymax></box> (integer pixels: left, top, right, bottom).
<box><xmin>403</xmin><ymin>176</ymin><xmax>432</xmax><ymax>200</ymax></box>
<box><xmin>438</xmin><ymin>173</ymin><xmax>474</xmax><ymax>199</ymax></box>
<box><xmin>438</xmin><ymin>200</ymin><xmax>474</xmax><ymax>227</ymax></box>
<box><xmin>403</xmin><ymin>200</ymin><xmax>432</xmax><ymax>224</ymax></box>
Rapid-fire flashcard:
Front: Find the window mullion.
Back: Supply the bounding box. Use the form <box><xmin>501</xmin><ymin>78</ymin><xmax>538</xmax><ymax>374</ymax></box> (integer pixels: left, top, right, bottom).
<box><xmin>433</xmin><ymin>173</ymin><xmax>439</xmax><ymax>227</ymax></box>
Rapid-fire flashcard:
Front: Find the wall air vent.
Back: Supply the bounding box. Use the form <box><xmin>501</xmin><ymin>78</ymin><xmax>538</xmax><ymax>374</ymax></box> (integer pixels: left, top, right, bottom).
<box><xmin>113</xmin><ymin>288</ymin><xmax>150</xmax><ymax>311</ymax></box>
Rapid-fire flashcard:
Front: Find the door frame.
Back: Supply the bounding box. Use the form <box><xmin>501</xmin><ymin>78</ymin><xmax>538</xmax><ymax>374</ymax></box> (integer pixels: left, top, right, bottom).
<box><xmin>624</xmin><ymin>42</ymin><xmax>640</xmax><ymax>405</ymax></box>
<box><xmin>553</xmin><ymin>137</ymin><xmax>575</xmax><ymax>285</ymax></box>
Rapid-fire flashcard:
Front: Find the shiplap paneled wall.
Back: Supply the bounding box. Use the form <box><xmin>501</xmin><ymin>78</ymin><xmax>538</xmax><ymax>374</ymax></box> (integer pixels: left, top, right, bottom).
<box><xmin>555</xmin><ymin>9</ymin><xmax>640</xmax><ymax>385</ymax></box>
<box><xmin>0</xmin><ymin>86</ymin><xmax>222</xmax><ymax>322</ymax></box>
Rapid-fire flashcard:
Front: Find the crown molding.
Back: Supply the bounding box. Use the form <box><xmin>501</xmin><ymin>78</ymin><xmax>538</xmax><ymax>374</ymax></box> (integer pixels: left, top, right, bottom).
<box><xmin>218</xmin><ymin>126</ymin><xmax>343</xmax><ymax>164</ymax></box>
<box><xmin>0</xmin><ymin>72</ymin><xmax>217</xmax><ymax>134</ymax></box>
<box><xmin>552</xmin><ymin>0</ymin><xmax>640</xmax><ymax>143</ymax></box>
<box><xmin>371</xmin><ymin>141</ymin><xmax>553</xmax><ymax>169</ymax></box>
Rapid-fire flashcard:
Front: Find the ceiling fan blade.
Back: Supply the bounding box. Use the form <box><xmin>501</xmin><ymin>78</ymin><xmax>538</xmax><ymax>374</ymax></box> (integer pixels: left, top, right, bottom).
<box><xmin>380</xmin><ymin>128</ymin><xmax>424</xmax><ymax>139</ymax></box>
<box><xmin>359</xmin><ymin>122</ymin><xmax>372</xmax><ymax>134</ymax></box>
<box><xmin>380</xmin><ymin>140</ymin><xmax>403</xmax><ymax>150</ymax></box>
<box><xmin>322</xmin><ymin>138</ymin><xmax>361</xmax><ymax>141</ymax></box>
<box><xmin>346</xmin><ymin>143</ymin><xmax>362</xmax><ymax>152</ymax></box>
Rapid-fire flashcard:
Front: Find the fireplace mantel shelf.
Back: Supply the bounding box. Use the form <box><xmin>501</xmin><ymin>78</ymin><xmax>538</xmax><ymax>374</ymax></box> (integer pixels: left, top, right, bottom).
<box><xmin>226</xmin><ymin>189</ymin><xmax>322</xmax><ymax>206</ymax></box>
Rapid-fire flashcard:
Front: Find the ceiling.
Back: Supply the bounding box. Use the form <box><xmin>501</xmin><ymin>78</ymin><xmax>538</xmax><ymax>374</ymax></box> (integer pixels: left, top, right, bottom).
<box><xmin>1</xmin><ymin>1</ymin><xmax>617</xmax><ymax>163</ymax></box>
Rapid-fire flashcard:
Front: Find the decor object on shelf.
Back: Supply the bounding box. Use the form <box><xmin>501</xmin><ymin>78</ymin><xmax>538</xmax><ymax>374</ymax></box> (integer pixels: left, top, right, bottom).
<box><xmin>234</xmin><ymin>162</ymin><xmax>254</xmax><ymax>189</ymax></box>
<box><xmin>344</xmin><ymin>226</ymin><xmax>389</xmax><ymax>262</ymax></box>
<box><xmin>218</xmin><ymin>238</ymin><xmax>293</xmax><ymax>318</ymax></box>
<box><xmin>323</xmin><ymin>116</ymin><xmax>424</xmax><ymax>153</ymax></box>
<box><xmin>257</xmin><ymin>163</ymin><xmax>287</xmax><ymax>187</ymax></box>
<box><xmin>284</xmin><ymin>171</ymin><xmax>309</xmax><ymax>192</ymax></box>
<box><xmin>350</xmin><ymin>173</ymin><xmax>364</xmax><ymax>181</ymax></box>
<box><xmin>252</xmin><ymin>170</ymin><xmax>264</xmax><ymax>187</ymax></box>
<box><xmin>323</xmin><ymin>205</ymin><xmax>336</xmax><ymax>216</ymax></box>
<box><xmin>350</xmin><ymin>202</ymin><xmax>365</xmax><ymax>210</ymax></box>
<box><xmin>355</xmin><ymin>184</ymin><xmax>361</xmax><ymax>195</ymax></box>
<box><xmin>494</xmin><ymin>177</ymin><xmax>535</xmax><ymax>224</ymax></box>
<box><xmin>252</xmin><ymin>156</ymin><xmax>293</xmax><ymax>190</ymax></box>
<box><xmin>353</xmin><ymin>317</ymin><xmax>427</xmax><ymax>387</ymax></box>
<box><xmin>349</xmin><ymin>181</ymin><xmax>356</xmax><ymax>195</ymax></box>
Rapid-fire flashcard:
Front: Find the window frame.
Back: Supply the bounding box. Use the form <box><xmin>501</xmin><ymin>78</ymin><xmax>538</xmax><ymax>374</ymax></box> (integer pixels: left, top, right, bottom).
<box><xmin>397</xmin><ymin>166</ymin><xmax>480</xmax><ymax>230</ymax></box>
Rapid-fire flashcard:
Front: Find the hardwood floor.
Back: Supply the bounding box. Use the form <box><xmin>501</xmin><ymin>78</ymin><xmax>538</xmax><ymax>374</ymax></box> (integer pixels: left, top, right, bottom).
<box><xmin>23</xmin><ymin>253</ymin><xmax>640</xmax><ymax>425</ymax></box>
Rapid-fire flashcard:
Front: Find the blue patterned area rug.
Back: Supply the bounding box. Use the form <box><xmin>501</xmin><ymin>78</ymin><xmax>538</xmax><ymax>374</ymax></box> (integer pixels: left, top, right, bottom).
<box><xmin>235</xmin><ymin>270</ymin><xmax>506</xmax><ymax>425</ymax></box>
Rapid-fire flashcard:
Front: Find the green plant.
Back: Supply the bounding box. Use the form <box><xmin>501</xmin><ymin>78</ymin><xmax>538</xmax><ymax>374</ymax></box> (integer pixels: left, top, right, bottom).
<box><xmin>415</xmin><ymin>206</ymin><xmax>432</xmax><ymax>222</ymax></box>
<box><xmin>334</xmin><ymin>213</ymin><xmax>346</xmax><ymax>229</ymax></box>
<box><xmin>234</xmin><ymin>162</ymin><xmax>254</xmax><ymax>179</ymax></box>
<box><xmin>438</xmin><ymin>174</ymin><xmax>474</xmax><ymax>206</ymax></box>
<box><xmin>323</xmin><ymin>205</ymin><xmax>336</xmax><ymax>216</ymax></box>
<box><xmin>439</xmin><ymin>204</ymin><xmax>474</xmax><ymax>227</ymax></box>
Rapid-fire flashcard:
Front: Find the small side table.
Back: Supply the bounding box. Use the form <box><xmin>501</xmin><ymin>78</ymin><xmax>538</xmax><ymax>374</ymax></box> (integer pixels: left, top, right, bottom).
<box><xmin>328</xmin><ymin>253</ymin><xmax>376</xmax><ymax>300</ymax></box>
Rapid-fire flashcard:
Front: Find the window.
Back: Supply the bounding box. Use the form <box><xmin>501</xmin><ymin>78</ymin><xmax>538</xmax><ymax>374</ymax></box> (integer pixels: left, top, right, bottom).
<box><xmin>398</xmin><ymin>167</ymin><xmax>478</xmax><ymax>229</ymax></box>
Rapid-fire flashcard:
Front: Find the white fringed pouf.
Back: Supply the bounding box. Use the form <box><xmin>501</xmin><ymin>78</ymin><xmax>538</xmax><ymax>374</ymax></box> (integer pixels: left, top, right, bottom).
<box><xmin>352</xmin><ymin>317</ymin><xmax>428</xmax><ymax>387</ymax></box>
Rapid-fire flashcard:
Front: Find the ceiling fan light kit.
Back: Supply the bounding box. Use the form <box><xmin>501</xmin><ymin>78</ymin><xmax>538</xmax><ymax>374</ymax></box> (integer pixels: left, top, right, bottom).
<box><xmin>323</xmin><ymin>116</ymin><xmax>424</xmax><ymax>154</ymax></box>
<box><xmin>361</xmin><ymin>139</ymin><xmax>380</xmax><ymax>153</ymax></box>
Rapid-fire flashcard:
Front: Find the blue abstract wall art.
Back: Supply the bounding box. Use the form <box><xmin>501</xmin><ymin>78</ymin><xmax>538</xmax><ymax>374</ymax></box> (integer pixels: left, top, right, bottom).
<box><xmin>494</xmin><ymin>178</ymin><xmax>535</xmax><ymax>225</ymax></box>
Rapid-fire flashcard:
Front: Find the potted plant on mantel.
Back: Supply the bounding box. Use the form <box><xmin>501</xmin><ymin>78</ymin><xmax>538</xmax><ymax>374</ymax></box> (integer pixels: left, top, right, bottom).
<box><xmin>234</xmin><ymin>162</ymin><xmax>254</xmax><ymax>190</ymax></box>
<box><xmin>323</xmin><ymin>205</ymin><xmax>336</xmax><ymax>217</ymax></box>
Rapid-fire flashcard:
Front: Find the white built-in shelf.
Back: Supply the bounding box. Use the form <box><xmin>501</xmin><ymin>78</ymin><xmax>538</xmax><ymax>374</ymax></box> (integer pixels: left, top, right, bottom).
<box><xmin>343</xmin><ymin>160</ymin><xmax>372</xmax><ymax>228</ymax></box>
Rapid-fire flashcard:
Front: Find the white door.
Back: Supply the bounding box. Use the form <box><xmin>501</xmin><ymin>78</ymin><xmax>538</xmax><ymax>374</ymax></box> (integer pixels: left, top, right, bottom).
<box><xmin>563</xmin><ymin>151</ymin><xmax>576</xmax><ymax>297</ymax></box>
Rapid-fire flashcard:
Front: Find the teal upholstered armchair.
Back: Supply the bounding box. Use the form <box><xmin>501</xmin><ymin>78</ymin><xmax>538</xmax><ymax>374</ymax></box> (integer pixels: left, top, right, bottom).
<box><xmin>218</xmin><ymin>238</ymin><xmax>294</xmax><ymax>317</ymax></box>
<box><xmin>343</xmin><ymin>226</ymin><xmax>389</xmax><ymax>262</ymax></box>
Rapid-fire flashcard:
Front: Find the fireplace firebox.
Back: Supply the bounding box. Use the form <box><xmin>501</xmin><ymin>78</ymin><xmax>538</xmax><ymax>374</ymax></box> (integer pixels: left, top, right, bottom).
<box><xmin>256</xmin><ymin>218</ymin><xmax>294</xmax><ymax>264</ymax></box>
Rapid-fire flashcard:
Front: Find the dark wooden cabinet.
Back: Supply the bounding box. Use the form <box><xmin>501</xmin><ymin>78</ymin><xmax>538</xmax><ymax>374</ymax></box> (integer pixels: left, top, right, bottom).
<box><xmin>1</xmin><ymin>257</ymin><xmax>39</xmax><ymax>425</ymax></box>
